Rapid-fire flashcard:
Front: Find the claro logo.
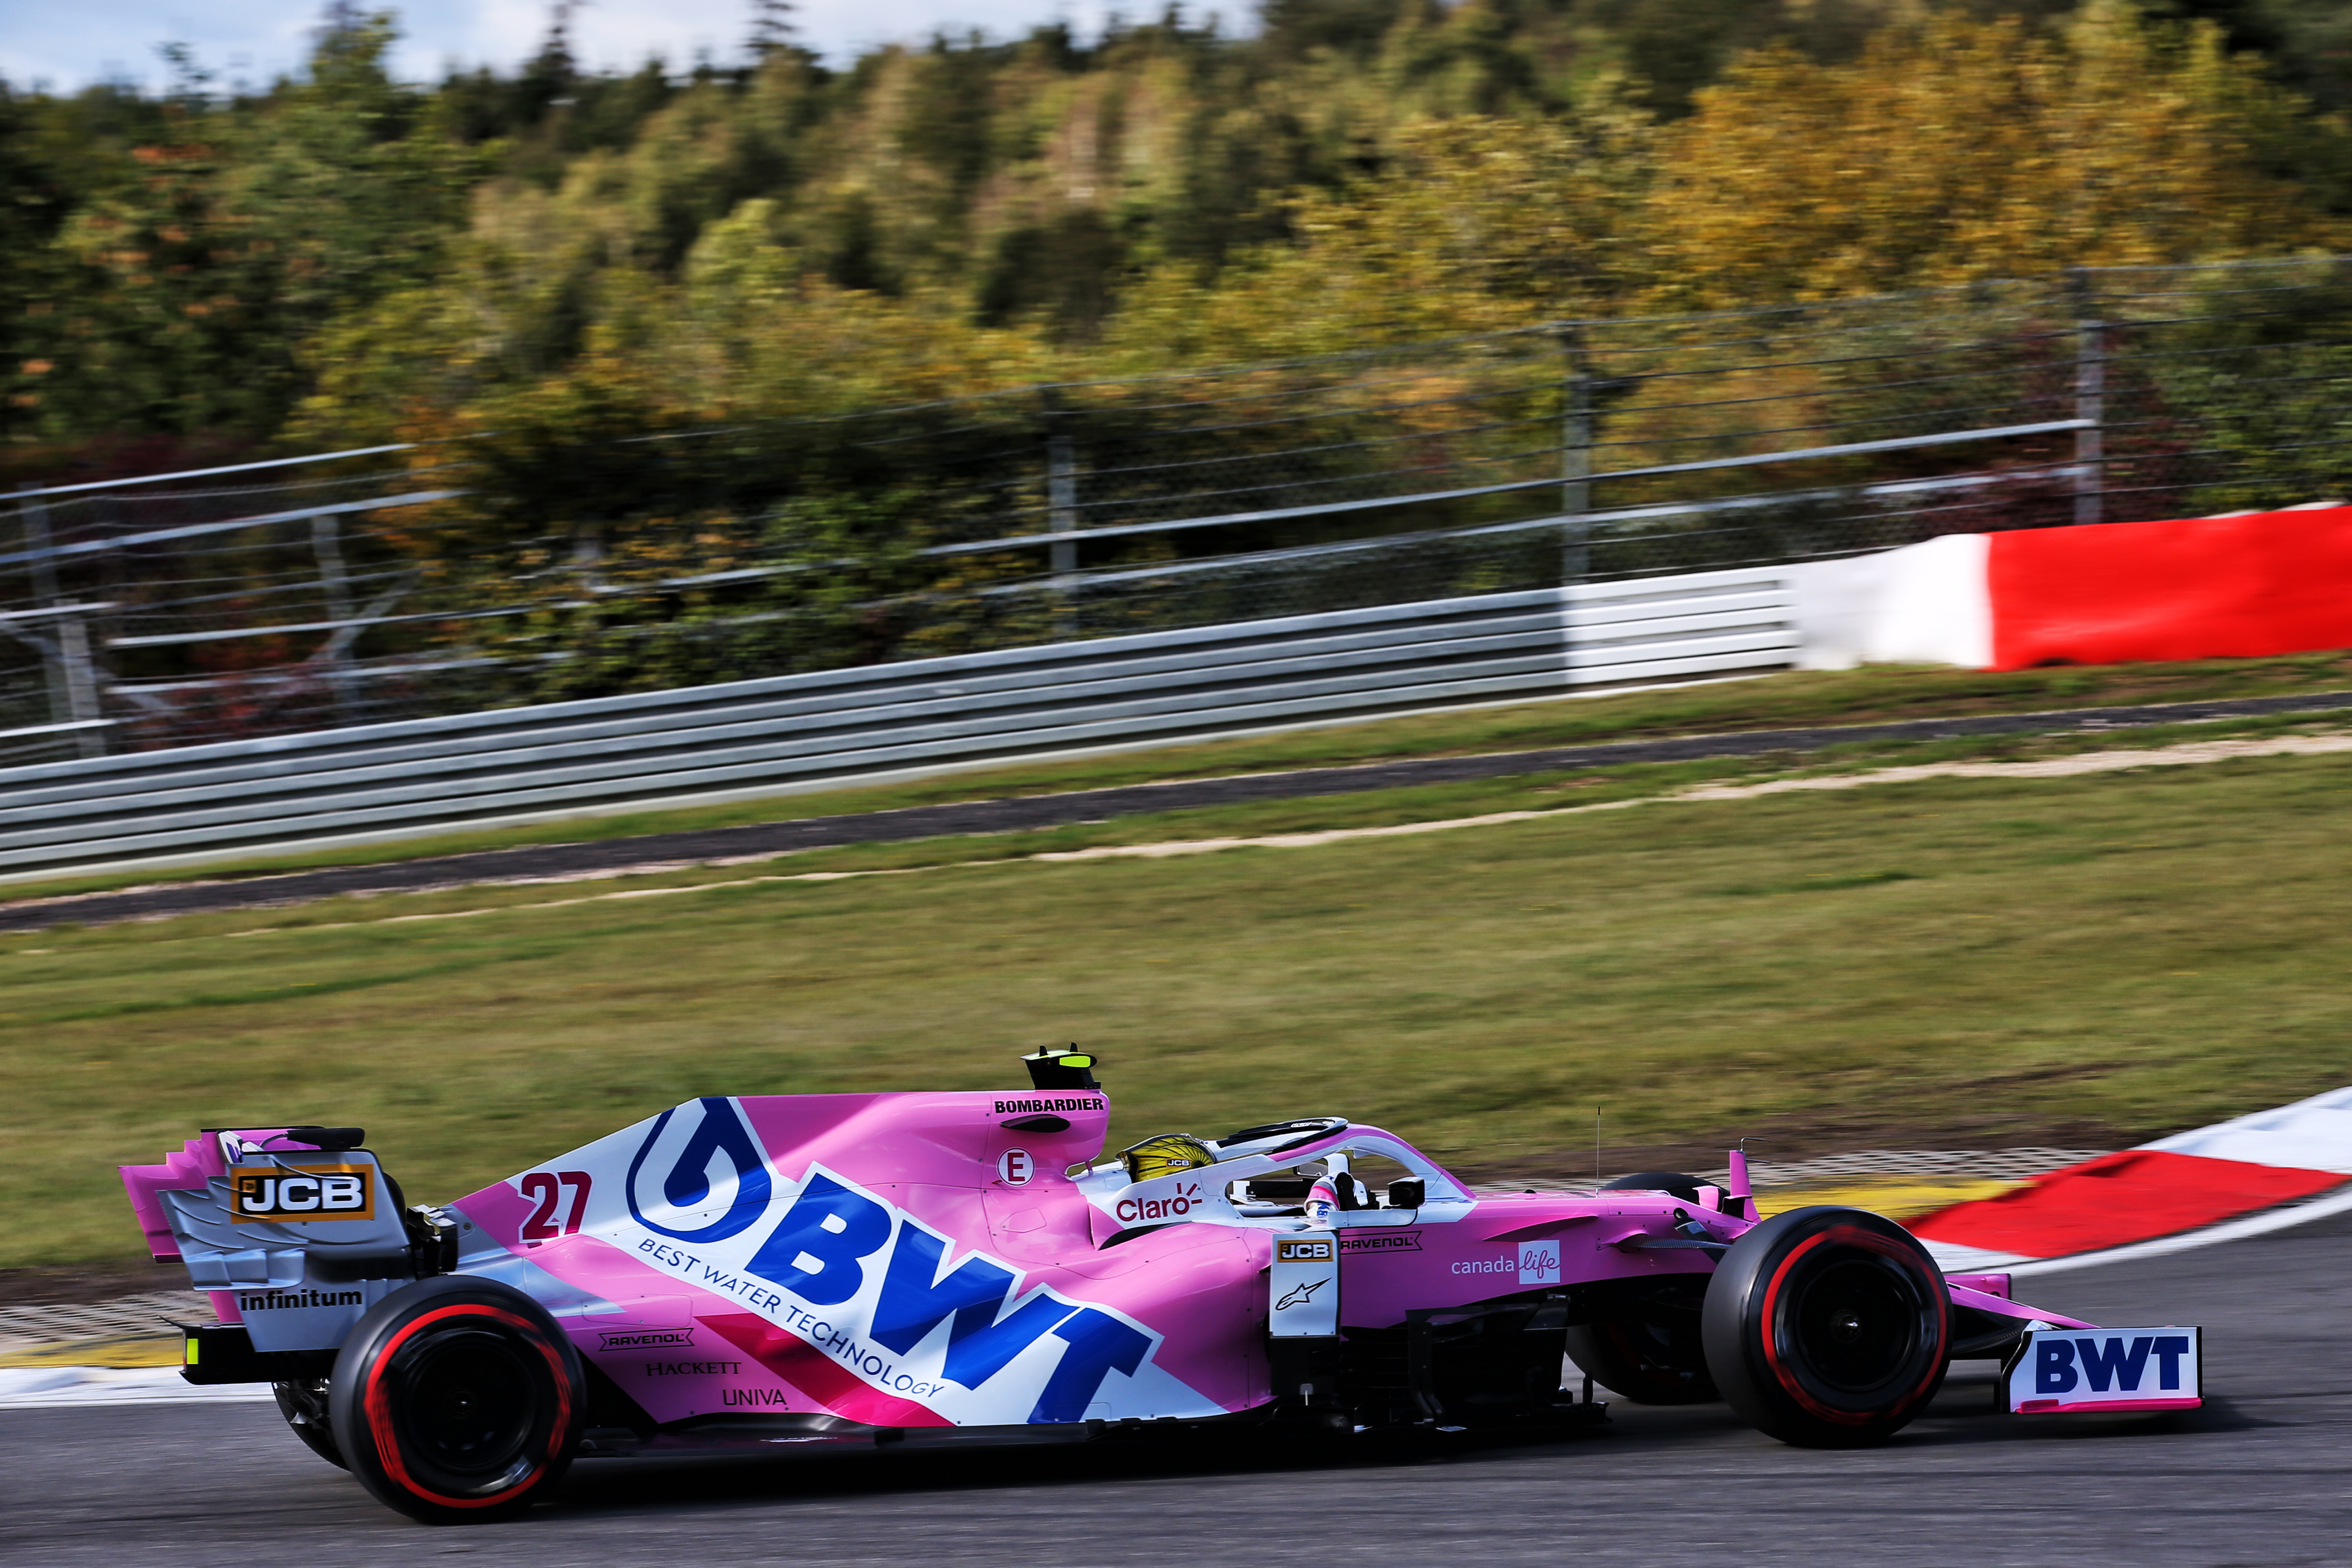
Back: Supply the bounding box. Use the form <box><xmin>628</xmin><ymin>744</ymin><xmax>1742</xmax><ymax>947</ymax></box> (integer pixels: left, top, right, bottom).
<box><xmin>1116</xmin><ymin>1180</ymin><xmax>1202</xmax><ymax>1223</ymax></box>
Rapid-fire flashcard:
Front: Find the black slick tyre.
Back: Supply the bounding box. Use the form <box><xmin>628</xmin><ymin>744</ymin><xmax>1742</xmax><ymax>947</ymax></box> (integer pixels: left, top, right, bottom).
<box><xmin>1568</xmin><ymin>1174</ymin><xmax>1720</xmax><ymax>1403</ymax></box>
<box><xmin>272</xmin><ymin>1377</ymin><xmax>346</xmax><ymax>1469</ymax></box>
<box><xmin>1599</xmin><ymin>1171</ymin><xmax>1708</xmax><ymax>1205</ymax></box>
<box><xmin>1701</xmin><ymin>1205</ymin><xmax>1951</xmax><ymax>1447</ymax></box>
<box><xmin>328</xmin><ymin>1274</ymin><xmax>585</xmax><ymax>1524</ymax></box>
<box><xmin>1563</xmin><ymin>1317</ymin><xmax>1718</xmax><ymax>1404</ymax></box>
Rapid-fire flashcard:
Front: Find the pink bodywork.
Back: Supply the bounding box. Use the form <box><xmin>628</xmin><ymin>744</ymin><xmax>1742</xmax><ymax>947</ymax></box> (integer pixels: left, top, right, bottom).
<box><xmin>416</xmin><ymin>1088</ymin><xmax>2085</xmax><ymax>1427</ymax></box>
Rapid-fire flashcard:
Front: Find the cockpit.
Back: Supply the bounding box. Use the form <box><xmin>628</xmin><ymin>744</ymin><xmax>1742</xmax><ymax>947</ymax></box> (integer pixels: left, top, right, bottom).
<box><xmin>1227</xmin><ymin>1155</ymin><xmax>1426</xmax><ymax>1218</ymax></box>
<box><xmin>1078</xmin><ymin>1115</ymin><xmax>1465</xmax><ymax>1232</ymax></box>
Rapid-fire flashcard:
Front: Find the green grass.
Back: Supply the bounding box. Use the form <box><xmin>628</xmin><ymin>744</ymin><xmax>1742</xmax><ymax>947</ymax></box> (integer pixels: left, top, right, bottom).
<box><xmin>17</xmin><ymin>703</ymin><xmax>2327</xmax><ymax>935</ymax></box>
<box><xmin>10</xmin><ymin>650</ymin><xmax>2352</xmax><ymax>902</ymax></box>
<box><xmin>10</xmin><ymin>736</ymin><xmax>2352</xmax><ymax>1269</ymax></box>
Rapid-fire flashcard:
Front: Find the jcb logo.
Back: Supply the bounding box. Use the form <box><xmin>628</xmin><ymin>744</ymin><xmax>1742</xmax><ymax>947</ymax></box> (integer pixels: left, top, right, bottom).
<box><xmin>231</xmin><ymin>1165</ymin><xmax>374</xmax><ymax>1223</ymax></box>
<box><xmin>1276</xmin><ymin>1238</ymin><xmax>1335</xmax><ymax>1263</ymax></box>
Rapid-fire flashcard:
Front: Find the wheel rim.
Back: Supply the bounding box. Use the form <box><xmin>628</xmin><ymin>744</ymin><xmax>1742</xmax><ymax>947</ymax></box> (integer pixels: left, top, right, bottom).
<box><xmin>386</xmin><ymin>1324</ymin><xmax>549</xmax><ymax>1494</ymax></box>
<box><xmin>1787</xmin><ymin>1257</ymin><xmax>1920</xmax><ymax>1394</ymax></box>
<box><xmin>408</xmin><ymin>1333</ymin><xmax>534</xmax><ymax>1473</ymax></box>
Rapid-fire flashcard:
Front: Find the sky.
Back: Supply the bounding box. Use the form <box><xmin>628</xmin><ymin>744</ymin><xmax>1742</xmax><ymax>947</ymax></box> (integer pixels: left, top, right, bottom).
<box><xmin>1</xmin><ymin>0</ymin><xmax>1179</xmax><ymax>93</ymax></box>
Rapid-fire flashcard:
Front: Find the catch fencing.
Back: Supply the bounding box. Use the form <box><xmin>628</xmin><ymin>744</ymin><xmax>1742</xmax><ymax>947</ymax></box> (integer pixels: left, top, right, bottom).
<box><xmin>0</xmin><ymin>568</ymin><xmax>1794</xmax><ymax>875</ymax></box>
<box><xmin>5</xmin><ymin>256</ymin><xmax>2352</xmax><ymax>769</ymax></box>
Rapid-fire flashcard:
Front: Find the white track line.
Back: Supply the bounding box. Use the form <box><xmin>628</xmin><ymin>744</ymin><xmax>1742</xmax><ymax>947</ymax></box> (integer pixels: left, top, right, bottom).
<box><xmin>2008</xmin><ymin>1181</ymin><xmax>2352</xmax><ymax>1277</ymax></box>
<box><xmin>0</xmin><ymin>1367</ymin><xmax>271</xmax><ymax>1410</ymax></box>
<box><xmin>193</xmin><ymin>729</ymin><xmax>2352</xmax><ymax>938</ymax></box>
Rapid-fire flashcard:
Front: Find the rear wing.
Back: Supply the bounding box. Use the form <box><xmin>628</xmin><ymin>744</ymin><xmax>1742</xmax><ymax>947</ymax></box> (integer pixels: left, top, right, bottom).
<box><xmin>120</xmin><ymin>1126</ymin><xmax>456</xmax><ymax>1355</ymax></box>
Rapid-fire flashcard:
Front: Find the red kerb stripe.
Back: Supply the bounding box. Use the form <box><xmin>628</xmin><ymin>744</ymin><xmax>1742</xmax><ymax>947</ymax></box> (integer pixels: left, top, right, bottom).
<box><xmin>1915</xmin><ymin>1150</ymin><xmax>2343</xmax><ymax>1258</ymax></box>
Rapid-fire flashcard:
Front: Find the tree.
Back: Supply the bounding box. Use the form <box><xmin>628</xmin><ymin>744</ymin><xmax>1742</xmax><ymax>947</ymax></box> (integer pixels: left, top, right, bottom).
<box><xmin>1635</xmin><ymin>1</ymin><xmax>2352</xmax><ymax>310</ymax></box>
<box><xmin>748</xmin><ymin>0</ymin><xmax>799</xmax><ymax>61</ymax></box>
<box><xmin>14</xmin><ymin>15</ymin><xmax>482</xmax><ymax>439</ymax></box>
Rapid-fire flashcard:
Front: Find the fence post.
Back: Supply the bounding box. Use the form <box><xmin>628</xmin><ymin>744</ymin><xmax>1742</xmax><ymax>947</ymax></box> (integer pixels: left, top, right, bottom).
<box><xmin>1045</xmin><ymin>397</ymin><xmax>1080</xmax><ymax>632</ymax></box>
<box><xmin>12</xmin><ymin>481</ymin><xmax>109</xmax><ymax>757</ymax></box>
<box><xmin>55</xmin><ymin>609</ymin><xmax>108</xmax><ymax>758</ymax></box>
<box><xmin>1559</xmin><ymin>329</ymin><xmax>1593</xmax><ymax>583</ymax></box>
<box><xmin>2069</xmin><ymin>269</ymin><xmax>2106</xmax><ymax>529</ymax></box>
<box><xmin>313</xmin><ymin>512</ymin><xmax>359</xmax><ymax>723</ymax></box>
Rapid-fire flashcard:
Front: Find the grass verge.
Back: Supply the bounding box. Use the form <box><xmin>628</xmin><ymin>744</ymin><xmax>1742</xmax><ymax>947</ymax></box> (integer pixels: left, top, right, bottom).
<box><xmin>7</xmin><ymin>732</ymin><xmax>2350</xmax><ymax>1268</ymax></box>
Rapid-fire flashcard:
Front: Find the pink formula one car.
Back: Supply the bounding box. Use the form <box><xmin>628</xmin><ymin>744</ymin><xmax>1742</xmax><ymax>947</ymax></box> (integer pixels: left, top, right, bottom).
<box><xmin>121</xmin><ymin>1050</ymin><xmax>2202</xmax><ymax>1523</ymax></box>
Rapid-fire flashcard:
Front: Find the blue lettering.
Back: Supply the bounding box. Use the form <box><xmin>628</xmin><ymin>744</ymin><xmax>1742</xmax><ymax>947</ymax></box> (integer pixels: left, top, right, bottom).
<box><xmin>870</xmin><ymin>1223</ymin><xmax>1078</xmax><ymax>1390</ymax></box>
<box><xmin>2151</xmin><ymin>1335</ymin><xmax>2191</xmax><ymax>1391</ymax></box>
<box><xmin>2034</xmin><ymin>1337</ymin><xmax>2078</xmax><ymax>1395</ymax></box>
<box><xmin>1029</xmin><ymin>1308</ymin><xmax>1154</xmax><ymax>1423</ymax></box>
<box><xmin>745</xmin><ymin>1173</ymin><xmax>891</xmax><ymax>1305</ymax></box>
<box><xmin>942</xmin><ymin>1295</ymin><xmax>1077</xmax><ymax>1390</ymax></box>
<box><xmin>626</xmin><ymin>1098</ymin><xmax>774</xmax><ymax>1244</ymax></box>
<box><xmin>2075</xmin><ymin>1336</ymin><xmax>2152</xmax><ymax>1394</ymax></box>
<box><xmin>872</xmin><ymin>1226</ymin><xmax>1015</xmax><ymax>1353</ymax></box>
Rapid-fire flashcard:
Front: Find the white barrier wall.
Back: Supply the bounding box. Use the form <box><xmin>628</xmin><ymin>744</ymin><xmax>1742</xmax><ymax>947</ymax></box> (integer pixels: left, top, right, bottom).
<box><xmin>0</xmin><ymin>568</ymin><xmax>1800</xmax><ymax>876</ymax></box>
<box><xmin>1792</xmin><ymin>534</ymin><xmax>1991</xmax><ymax>671</ymax></box>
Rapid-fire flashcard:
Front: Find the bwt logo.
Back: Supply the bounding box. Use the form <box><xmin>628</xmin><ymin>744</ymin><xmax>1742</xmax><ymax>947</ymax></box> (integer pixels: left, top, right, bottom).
<box><xmin>2035</xmin><ymin>1334</ymin><xmax>2194</xmax><ymax>1395</ymax></box>
<box><xmin>735</xmin><ymin>1169</ymin><xmax>1158</xmax><ymax>1422</ymax></box>
<box><xmin>1116</xmin><ymin>1181</ymin><xmax>1202</xmax><ymax>1224</ymax></box>
<box><xmin>627</xmin><ymin>1098</ymin><xmax>773</xmax><ymax>1243</ymax></box>
<box><xmin>621</xmin><ymin>1101</ymin><xmax>1162</xmax><ymax>1424</ymax></box>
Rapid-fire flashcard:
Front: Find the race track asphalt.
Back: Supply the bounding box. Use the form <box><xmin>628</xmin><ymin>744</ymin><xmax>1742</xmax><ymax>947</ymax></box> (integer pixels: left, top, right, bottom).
<box><xmin>5</xmin><ymin>1207</ymin><xmax>2345</xmax><ymax>1568</ymax></box>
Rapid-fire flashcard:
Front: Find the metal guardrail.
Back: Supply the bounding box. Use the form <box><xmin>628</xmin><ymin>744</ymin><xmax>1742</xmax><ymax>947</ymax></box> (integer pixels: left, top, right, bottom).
<box><xmin>0</xmin><ymin>565</ymin><xmax>1796</xmax><ymax>877</ymax></box>
<box><xmin>25</xmin><ymin>257</ymin><xmax>2351</xmax><ymax>762</ymax></box>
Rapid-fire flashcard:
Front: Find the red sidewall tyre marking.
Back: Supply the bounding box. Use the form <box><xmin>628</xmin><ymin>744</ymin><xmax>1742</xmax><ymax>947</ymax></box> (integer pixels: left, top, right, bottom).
<box><xmin>363</xmin><ymin>1304</ymin><xmax>575</xmax><ymax>1511</ymax></box>
<box><xmin>1756</xmin><ymin>1223</ymin><xmax>1948</xmax><ymax>1425</ymax></box>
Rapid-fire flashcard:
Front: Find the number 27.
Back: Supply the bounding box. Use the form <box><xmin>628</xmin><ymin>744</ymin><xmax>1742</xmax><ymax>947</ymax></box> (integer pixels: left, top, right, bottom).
<box><xmin>519</xmin><ymin>1171</ymin><xmax>592</xmax><ymax>1243</ymax></box>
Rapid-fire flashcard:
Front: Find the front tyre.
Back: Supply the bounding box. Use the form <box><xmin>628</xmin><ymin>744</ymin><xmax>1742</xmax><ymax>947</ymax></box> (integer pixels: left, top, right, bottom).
<box><xmin>1701</xmin><ymin>1206</ymin><xmax>1950</xmax><ymax>1447</ymax></box>
<box><xmin>328</xmin><ymin>1275</ymin><xmax>585</xmax><ymax>1524</ymax></box>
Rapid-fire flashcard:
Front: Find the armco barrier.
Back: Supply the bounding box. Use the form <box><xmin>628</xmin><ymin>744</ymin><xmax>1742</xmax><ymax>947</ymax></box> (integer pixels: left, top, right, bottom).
<box><xmin>0</xmin><ymin>566</ymin><xmax>1796</xmax><ymax>876</ymax></box>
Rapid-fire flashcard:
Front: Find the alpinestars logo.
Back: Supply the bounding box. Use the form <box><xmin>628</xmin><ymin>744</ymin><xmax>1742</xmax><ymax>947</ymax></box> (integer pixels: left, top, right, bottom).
<box><xmin>1275</xmin><ymin>1277</ymin><xmax>1328</xmax><ymax>1311</ymax></box>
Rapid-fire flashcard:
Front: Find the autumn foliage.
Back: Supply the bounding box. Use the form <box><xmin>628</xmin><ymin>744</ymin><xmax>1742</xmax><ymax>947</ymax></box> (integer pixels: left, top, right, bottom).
<box><xmin>1</xmin><ymin>1</ymin><xmax>2347</xmax><ymax>462</ymax></box>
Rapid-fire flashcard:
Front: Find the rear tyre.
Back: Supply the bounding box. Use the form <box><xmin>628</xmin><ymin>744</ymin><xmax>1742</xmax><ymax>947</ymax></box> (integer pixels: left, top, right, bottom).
<box><xmin>1564</xmin><ymin>1317</ymin><xmax>1719</xmax><ymax>1405</ymax></box>
<box><xmin>1568</xmin><ymin>1174</ymin><xmax>1720</xmax><ymax>1403</ymax></box>
<box><xmin>1702</xmin><ymin>1206</ymin><xmax>1951</xmax><ymax>1447</ymax></box>
<box><xmin>1599</xmin><ymin>1171</ymin><xmax>1707</xmax><ymax>1205</ymax></box>
<box><xmin>328</xmin><ymin>1275</ymin><xmax>585</xmax><ymax>1524</ymax></box>
<box><xmin>273</xmin><ymin>1377</ymin><xmax>346</xmax><ymax>1469</ymax></box>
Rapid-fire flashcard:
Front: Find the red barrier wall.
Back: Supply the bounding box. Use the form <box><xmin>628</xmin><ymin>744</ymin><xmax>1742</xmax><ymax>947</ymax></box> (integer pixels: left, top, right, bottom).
<box><xmin>1989</xmin><ymin>505</ymin><xmax>2352</xmax><ymax>670</ymax></box>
